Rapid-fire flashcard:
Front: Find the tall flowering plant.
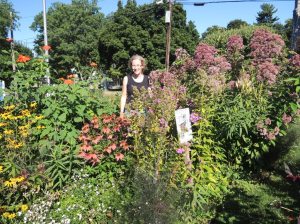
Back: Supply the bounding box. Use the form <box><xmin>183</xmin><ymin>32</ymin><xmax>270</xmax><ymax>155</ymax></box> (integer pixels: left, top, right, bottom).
<box><xmin>0</xmin><ymin>103</ymin><xmax>44</xmax><ymax>222</ymax></box>
<box><xmin>78</xmin><ymin>114</ymin><xmax>131</xmax><ymax>165</ymax></box>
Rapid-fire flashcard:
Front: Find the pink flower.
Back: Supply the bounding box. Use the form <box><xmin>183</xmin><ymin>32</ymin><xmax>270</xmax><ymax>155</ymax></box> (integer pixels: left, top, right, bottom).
<box><xmin>264</xmin><ymin>118</ymin><xmax>272</xmax><ymax>125</ymax></box>
<box><xmin>190</xmin><ymin>112</ymin><xmax>201</xmax><ymax>123</ymax></box>
<box><xmin>176</xmin><ymin>148</ymin><xmax>185</xmax><ymax>154</ymax></box>
<box><xmin>115</xmin><ymin>153</ymin><xmax>124</xmax><ymax>161</ymax></box>
<box><xmin>282</xmin><ymin>113</ymin><xmax>292</xmax><ymax>125</ymax></box>
<box><xmin>227</xmin><ymin>35</ymin><xmax>244</xmax><ymax>54</ymax></box>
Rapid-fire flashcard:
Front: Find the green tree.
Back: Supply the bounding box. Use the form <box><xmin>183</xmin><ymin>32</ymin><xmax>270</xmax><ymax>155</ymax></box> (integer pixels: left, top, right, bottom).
<box><xmin>227</xmin><ymin>19</ymin><xmax>249</xmax><ymax>30</ymax></box>
<box><xmin>30</xmin><ymin>0</ymin><xmax>105</xmax><ymax>76</ymax></box>
<box><xmin>98</xmin><ymin>1</ymin><xmax>199</xmax><ymax>79</ymax></box>
<box><xmin>201</xmin><ymin>25</ymin><xmax>226</xmax><ymax>39</ymax></box>
<box><xmin>0</xmin><ymin>0</ymin><xmax>31</xmax><ymax>84</ymax></box>
<box><xmin>256</xmin><ymin>3</ymin><xmax>279</xmax><ymax>25</ymax></box>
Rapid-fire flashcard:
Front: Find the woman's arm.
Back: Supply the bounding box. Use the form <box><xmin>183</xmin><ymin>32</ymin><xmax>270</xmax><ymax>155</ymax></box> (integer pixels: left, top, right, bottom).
<box><xmin>120</xmin><ymin>76</ymin><xmax>128</xmax><ymax>118</ymax></box>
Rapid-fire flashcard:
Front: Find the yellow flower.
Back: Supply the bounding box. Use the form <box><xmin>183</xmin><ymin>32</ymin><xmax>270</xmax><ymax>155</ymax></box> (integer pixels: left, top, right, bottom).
<box><xmin>20</xmin><ymin>109</ymin><xmax>30</xmax><ymax>117</ymax></box>
<box><xmin>4</xmin><ymin>180</ymin><xmax>17</xmax><ymax>188</ymax></box>
<box><xmin>36</xmin><ymin>125</ymin><xmax>46</xmax><ymax>130</ymax></box>
<box><xmin>20</xmin><ymin>204</ymin><xmax>28</xmax><ymax>212</ymax></box>
<box><xmin>0</xmin><ymin>165</ymin><xmax>3</xmax><ymax>173</ymax></box>
<box><xmin>14</xmin><ymin>176</ymin><xmax>25</xmax><ymax>182</ymax></box>
<box><xmin>3</xmin><ymin>105</ymin><xmax>15</xmax><ymax>110</ymax></box>
<box><xmin>2</xmin><ymin>212</ymin><xmax>10</xmax><ymax>218</ymax></box>
<box><xmin>18</xmin><ymin>125</ymin><xmax>29</xmax><ymax>131</ymax></box>
<box><xmin>35</xmin><ymin>115</ymin><xmax>44</xmax><ymax>120</ymax></box>
<box><xmin>20</xmin><ymin>130</ymin><xmax>29</xmax><ymax>137</ymax></box>
<box><xmin>30</xmin><ymin>102</ymin><xmax>37</xmax><ymax>108</ymax></box>
<box><xmin>4</xmin><ymin>129</ymin><xmax>14</xmax><ymax>135</ymax></box>
<box><xmin>0</xmin><ymin>122</ymin><xmax>7</xmax><ymax>127</ymax></box>
<box><xmin>6</xmin><ymin>212</ymin><xmax>16</xmax><ymax>219</ymax></box>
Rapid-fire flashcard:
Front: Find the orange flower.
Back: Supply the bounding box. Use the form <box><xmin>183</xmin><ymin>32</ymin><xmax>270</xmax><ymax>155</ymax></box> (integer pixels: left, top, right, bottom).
<box><xmin>59</xmin><ymin>77</ymin><xmax>65</xmax><ymax>81</ymax></box>
<box><xmin>42</xmin><ymin>45</ymin><xmax>51</xmax><ymax>51</ymax></box>
<box><xmin>120</xmin><ymin>140</ymin><xmax>129</xmax><ymax>150</ymax></box>
<box><xmin>16</xmin><ymin>54</ymin><xmax>31</xmax><ymax>63</ymax></box>
<box><xmin>90</xmin><ymin>62</ymin><xmax>97</xmax><ymax>67</ymax></box>
<box><xmin>64</xmin><ymin>79</ymin><xmax>74</xmax><ymax>85</ymax></box>
<box><xmin>82</xmin><ymin>123</ymin><xmax>90</xmax><ymax>134</ymax></box>
<box><xmin>6</xmin><ymin>38</ymin><xmax>13</xmax><ymax>42</ymax></box>
<box><xmin>67</xmin><ymin>74</ymin><xmax>75</xmax><ymax>79</ymax></box>
<box><xmin>115</xmin><ymin>153</ymin><xmax>124</xmax><ymax>161</ymax></box>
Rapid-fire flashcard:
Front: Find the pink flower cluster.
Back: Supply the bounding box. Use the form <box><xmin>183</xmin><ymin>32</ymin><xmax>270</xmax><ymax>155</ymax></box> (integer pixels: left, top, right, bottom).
<box><xmin>250</xmin><ymin>29</ymin><xmax>285</xmax><ymax>63</ymax></box>
<box><xmin>256</xmin><ymin>118</ymin><xmax>280</xmax><ymax>141</ymax></box>
<box><xmin>194</xmin><ymin>43</ymin><xmax>231</xmax><ymax>75</ymax></box>
<box><xmin>289</xmin><ymin>54</ymin><xmax>300</xmax><ymax>68</ymax></box>
<box><xmin>227</xmin><ymin>35</ymin><xmax>244</xmax><ymax>54</ymax></box>
<box><xmin>257</xmin><ymin>61</ymin><xmax>279</xmax><ymax>84</ymax></box>
<box><xmin>249</xmin><ymin>29</ymin><xmax>285</xmax><ymax>85</ymax></box>
<box><xmin>175</xmin><ymin>48</ymin><xmax>190</xmax><ymax>61</ymax></box>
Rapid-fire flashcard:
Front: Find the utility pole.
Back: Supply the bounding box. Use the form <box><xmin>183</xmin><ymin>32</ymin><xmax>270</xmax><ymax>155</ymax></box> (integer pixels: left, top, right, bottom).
<box><xmin>291</xmin><ymin>0</ymin><xmax>300</xmax><ymax>51</ymax></box>
<box><xmin>43</xmin><ymin>0</ymin><xmax>50</xmax><ymax>85</ymax></box>
<box><xmin>10</xmin><ymin>12</ymin><xmax>16</xmax><ymax>72</ymax></box>
<box><xmin>165</xmin><ymin>0</ymin><xmax>172</xmax><ymax>72</ymax></box>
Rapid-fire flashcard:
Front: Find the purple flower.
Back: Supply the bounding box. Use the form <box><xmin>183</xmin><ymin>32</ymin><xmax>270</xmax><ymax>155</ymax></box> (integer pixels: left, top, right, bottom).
<box><xmin>289</xmin><ymin>54</ymin><xmax>300</xmax><ymax>67</ymax></box>
<box><xmin>190</xmin><ymin>112</ymin><xmax>201</xmax><ymax>123</ymax></box>
<box><xmin>159</xmin><ymin>118</ymin><xmax>168</xmax><ymax>128</ymax></box>
<box><xmin>176</xmin><ymin>148</ymin><xmax>185</xmax><ymax>154</ymax></box>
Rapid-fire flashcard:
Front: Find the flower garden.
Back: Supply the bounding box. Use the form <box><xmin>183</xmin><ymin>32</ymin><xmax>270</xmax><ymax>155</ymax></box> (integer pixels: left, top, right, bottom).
<box><xmin>0</xmin><ymin>27</ymin><xmax>299</xmax><ymax>223</ymax></box>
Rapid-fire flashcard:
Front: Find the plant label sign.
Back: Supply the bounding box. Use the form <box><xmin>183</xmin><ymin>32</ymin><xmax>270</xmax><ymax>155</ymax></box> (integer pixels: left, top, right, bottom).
<box><xmin>175</xmin><ymin>108</ymin><xmax>193</xmax><ymax>144</ymax></box>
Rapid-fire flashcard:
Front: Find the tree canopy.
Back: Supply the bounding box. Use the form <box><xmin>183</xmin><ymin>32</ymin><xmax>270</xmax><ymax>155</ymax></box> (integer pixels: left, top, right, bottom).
<box><xmin>227</xmin><ymin>19</ymin><xmax>249</xmax><ymax>30</ymax></box>
<box><xmin>256</xmin><ymin>3</ymin><xmax>279</xmax><ymax>25</ymax></box>
<box><xmin>98</xmin><ymin>1</ymin><xmax>199</xmax><ymax>78</ymax></box>
<box><xmin>30</xmin><ymin>0</ymin><xmax>105</xmax><ymax>76</ymax></box>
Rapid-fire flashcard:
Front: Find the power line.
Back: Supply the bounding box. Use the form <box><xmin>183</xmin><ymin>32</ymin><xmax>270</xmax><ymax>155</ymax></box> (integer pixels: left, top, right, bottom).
<box><xmin>178</xmin><ymin>0</ymin><xmax>293</xmax><ymax>5</ymax></box>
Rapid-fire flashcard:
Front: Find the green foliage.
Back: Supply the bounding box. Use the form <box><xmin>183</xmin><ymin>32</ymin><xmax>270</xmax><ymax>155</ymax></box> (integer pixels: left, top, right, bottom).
<box><xmin>213</xmin><ymin>176</ymin><xmax>300</xmax><ymax>224</ymax></box>
<box><xmin>202</xmin><ymin>25</ymin><xmax>273</xmax><ymax>51</ymax></box>
<box><xmin>256</xmin><ymin>3</ymin><xmax>279</xmax><ymax>25</ymax></box>
<box><xmin>20</xmin><ymin>172</ymin><xmax>125</xmax><ymax>224</ymax></box>
<box><xmin>227</xmin><ymin>19</ymin><xmax>249</xmax><ymax>30</ymax></box>
<box><xmin>30</xmin><ymin>0</ymin><xmax>104</xmax><ymax>75</ymax></box>
<box><xmin>98</xmin><ymin>2</ymin><xmax>199</xmax><ymax>78</ymax></box>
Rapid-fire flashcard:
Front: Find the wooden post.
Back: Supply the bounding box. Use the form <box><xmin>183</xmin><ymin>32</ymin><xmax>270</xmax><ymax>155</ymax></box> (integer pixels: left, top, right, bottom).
<box><xmin>165</xmin><ymin>0</ymin><xmax>172</xmax><ymax>72</ymax></box>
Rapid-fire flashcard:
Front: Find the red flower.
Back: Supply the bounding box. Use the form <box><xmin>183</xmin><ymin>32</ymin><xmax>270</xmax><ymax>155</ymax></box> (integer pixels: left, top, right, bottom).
<box><xmin>115</xmin><ymin>153</ymin><xmax>124</xmax><ymax>161</ymax></box>
<box><xmin>42</xmin><ymin>45</ymin><xmax>51</xmax><ymax>51</ymax></box>
<box><xmin>16</xmin><ymin>54</ymin><xmax>31</xmax><ymax>63</ymax></box>
<box><xmin>6</xmin><ymin>38</ymin><xmax>13</xmax><ymax>43</ymax></box>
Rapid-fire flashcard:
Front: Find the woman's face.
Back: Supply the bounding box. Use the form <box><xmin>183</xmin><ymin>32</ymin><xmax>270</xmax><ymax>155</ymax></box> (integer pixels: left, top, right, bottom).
<box><xmin>131</xmin><ymin>59</ymin><xmax>143</xmax><ymax>76</ymax></box>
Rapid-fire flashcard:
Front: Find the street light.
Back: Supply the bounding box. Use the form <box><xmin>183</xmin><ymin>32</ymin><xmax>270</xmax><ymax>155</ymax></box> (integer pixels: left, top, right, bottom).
<box><xmin>42</xmin><ymin>0</ymin><xmax>50</xmax><ymax>85</ymax></box>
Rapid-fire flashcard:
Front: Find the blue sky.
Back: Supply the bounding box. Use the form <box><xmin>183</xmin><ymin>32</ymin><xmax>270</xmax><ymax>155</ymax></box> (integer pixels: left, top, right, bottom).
<box><xmin>11</xmin><ymin>0</ymin><xmax>294</xmax><ymax>49</ymax></box>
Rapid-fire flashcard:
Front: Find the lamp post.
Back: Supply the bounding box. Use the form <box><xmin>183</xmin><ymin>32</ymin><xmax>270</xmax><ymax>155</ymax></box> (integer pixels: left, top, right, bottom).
<box><xmin>10</xmin><ymin>12</ymin><xmax>16</xmax><ymax>72</ymax></box>
<box><xmin>43</xmin><ymin>0</ymin><xmax>50</xmax><ymax>85</ymax></box>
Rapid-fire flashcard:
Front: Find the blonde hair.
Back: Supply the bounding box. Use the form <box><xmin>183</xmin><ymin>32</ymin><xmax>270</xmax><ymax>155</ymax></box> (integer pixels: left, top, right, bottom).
<box><xmin>128</xmin><ymin>54</ymin><xmax>147</xmax><ymax>72</ymax></box>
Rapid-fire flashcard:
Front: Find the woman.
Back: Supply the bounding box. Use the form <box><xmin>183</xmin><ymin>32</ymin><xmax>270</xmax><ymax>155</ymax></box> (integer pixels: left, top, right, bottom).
<box><xmin>120</xmin><ymin>55</ymin><xmax>150</xmax><ymax>118</ymax></box>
